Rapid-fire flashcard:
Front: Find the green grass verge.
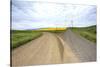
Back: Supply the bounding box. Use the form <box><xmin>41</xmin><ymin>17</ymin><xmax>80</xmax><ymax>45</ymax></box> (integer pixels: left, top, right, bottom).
<box><xmin>11</xmin><ymin>30</ymin><xmax>42</xmax><ymax>49</ymax></box>
<box><xmin>71</xmin><ymin>25</ymin><xmax>96</xmax><ymax>43</ymax></box>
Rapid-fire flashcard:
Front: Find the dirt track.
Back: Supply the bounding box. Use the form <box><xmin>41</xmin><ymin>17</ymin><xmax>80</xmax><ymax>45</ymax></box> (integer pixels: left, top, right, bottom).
<box><xmin>12</xmin><ymin>30</ymin><xmax>96</xmax><ymax>66</ymax></box>
<box><xmin>57</xmin><ymin>30</ymin><xmax>96</xmax><ymax>62</ymax></box>
<box><xmin>12</xmin><ymin>32</ymin><xmax>79</xmax><ymax>66</ymax></box>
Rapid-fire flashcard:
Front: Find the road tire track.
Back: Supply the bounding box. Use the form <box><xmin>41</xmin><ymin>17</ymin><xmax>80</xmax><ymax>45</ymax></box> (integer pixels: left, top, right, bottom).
<box><xmin>12</xmin><ymin>32</ymin><xmax>79</xmax><ymax>66</ymax></box>
<box><xmin>57</xmin><ymin>29</ymin><xmax>96</xmax><ymax>62</ymax></box>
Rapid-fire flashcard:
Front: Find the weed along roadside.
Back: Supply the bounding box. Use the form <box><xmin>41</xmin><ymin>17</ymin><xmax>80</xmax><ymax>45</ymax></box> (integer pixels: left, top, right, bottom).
<box><xmin>11</xmin><ymin>30</ymin><xmax>43</xmax><ymax>49</ymax></box>
<box><xmin>71</xmin><ymin>25</ymin><xmax>96</xmax><ymax>43</ymax></box>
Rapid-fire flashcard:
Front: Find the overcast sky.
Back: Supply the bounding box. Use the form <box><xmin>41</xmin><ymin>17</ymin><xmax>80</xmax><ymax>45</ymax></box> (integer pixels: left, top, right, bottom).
<box><xmin>12</xmin><ymin>0</ymin><xmax>96</xmax><ymax>30</ymax></box>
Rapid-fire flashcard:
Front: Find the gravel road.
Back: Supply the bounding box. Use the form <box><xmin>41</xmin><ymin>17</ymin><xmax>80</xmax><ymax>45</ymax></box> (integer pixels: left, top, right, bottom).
<box><xmin>12</xmin><ymin>32</ymin><xmax>79</xmax><ymax>66</ymax></box>
<box><xmin>12</xmin><ymin>30</ymin><xmax>96</xmax><ymax>66</ymax></box>
<box><xmin>57</xmin><ymin>29</ymin><xmax>96</xmax><ymax>62</ymax></box>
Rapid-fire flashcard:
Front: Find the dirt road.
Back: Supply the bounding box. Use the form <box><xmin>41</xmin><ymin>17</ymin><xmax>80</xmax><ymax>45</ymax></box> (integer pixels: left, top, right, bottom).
<box><xmin>57</xmin><ymin>29</ymin><xmax>96</xmax><ymax>62</ymax></box>
<box><xmin>12</xmin><ymin>32</ymin><xmax>79</xmax><ymax>66</ymax></box>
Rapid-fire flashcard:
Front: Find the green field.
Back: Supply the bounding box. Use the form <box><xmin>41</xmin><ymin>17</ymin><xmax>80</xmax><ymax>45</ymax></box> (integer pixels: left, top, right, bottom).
<box><xmin>11</xmin><ymin>30</ymin><xmax>42</xmax><ymax>49</ymax></box>
<box><xmin>71</xmin><ymin>25</ymin><xmax>96</xmax><ymax>43</ymax></box>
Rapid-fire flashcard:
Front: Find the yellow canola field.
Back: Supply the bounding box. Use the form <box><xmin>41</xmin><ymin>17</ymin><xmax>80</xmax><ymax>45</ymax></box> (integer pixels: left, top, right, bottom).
<box><xmin>39</xmin><ymin>27</ymin><xmax>67</xmax><ymax>31</ymax></box>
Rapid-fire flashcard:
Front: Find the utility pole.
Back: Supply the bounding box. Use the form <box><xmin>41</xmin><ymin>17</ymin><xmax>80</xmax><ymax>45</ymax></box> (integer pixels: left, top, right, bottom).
<box><xmin>71</xmin><ymin>20</ymin><xmax>73</xmax><ymax>30</ymax></box>
<box><xmin>63</xmin><ymin>4</ymin><xmax>67</xmax><ymax>29</ymax></box>
<box><xmin>71</xmin><ymin>6</ymin><xmax>76</xmax><ymax>30</ymax></box>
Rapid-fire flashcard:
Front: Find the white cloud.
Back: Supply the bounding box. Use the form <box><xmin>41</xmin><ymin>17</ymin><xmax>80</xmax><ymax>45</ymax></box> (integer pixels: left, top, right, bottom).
<box><xmin>12</xmin><ymin>0</ymin><xmax>96</xmax><ymax>30</ymax></box>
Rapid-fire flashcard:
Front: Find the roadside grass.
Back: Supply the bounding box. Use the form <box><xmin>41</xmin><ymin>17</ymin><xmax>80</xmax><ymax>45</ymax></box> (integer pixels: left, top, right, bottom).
<box><xmin>11</xmin><ymin>30</ymin><xmax>42</xmax><ymax>49</ymax></box>
<box><xmin>71</xmin><ymin>25</ymin><xmax>96</xmax><ymax>43</ymax></box>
